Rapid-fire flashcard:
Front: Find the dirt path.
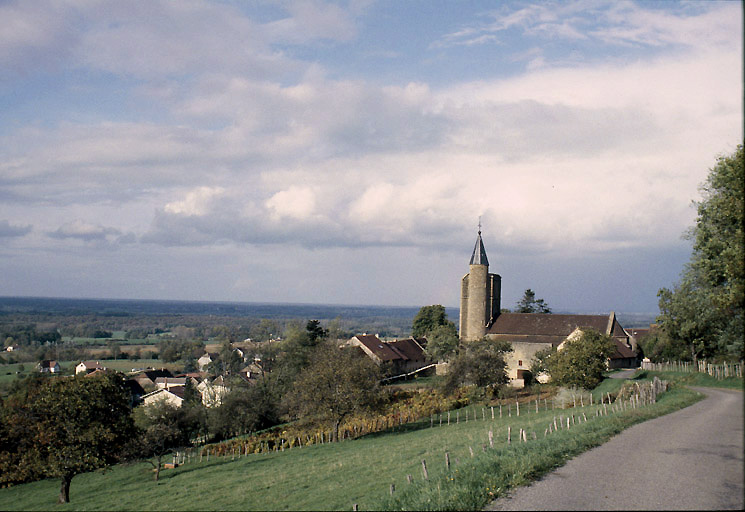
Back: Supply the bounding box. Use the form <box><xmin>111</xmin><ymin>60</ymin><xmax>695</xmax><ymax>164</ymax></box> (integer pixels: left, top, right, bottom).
<box><xmin>485</xmin><ymin>387</ymin><xmax>744</xmax><ymax>511</ymax></box>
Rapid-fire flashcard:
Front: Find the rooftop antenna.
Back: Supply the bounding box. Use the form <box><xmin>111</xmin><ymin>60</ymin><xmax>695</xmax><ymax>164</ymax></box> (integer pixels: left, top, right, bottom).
<box><xmin>478</xmin><ymin>216</ymin><xmax>482</xmax><ymax>235</ymax></box>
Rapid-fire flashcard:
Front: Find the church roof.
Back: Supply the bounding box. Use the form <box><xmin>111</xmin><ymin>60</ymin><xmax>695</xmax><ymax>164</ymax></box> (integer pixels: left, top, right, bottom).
<box><xmin>470</xmin><ymin>231</ymin><xmax>489</xmax><ymax>266</ymax></box>
<box><xmin>487</xmin><ymin>312</ymin><xmax>627</xmax><ymax>338</ymax></box>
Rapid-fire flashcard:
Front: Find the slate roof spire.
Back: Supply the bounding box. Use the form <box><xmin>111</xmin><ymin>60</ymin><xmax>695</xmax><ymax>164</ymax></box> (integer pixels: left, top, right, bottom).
<box><xmin>469</xmin><ymin>220</ymin><xmax>489</xmax><ymax>266</ymax></box>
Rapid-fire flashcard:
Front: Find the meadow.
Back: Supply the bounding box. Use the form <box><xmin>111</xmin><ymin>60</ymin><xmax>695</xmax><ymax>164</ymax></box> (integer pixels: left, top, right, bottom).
<box><xmin>0</xmin><ymin>372</ymin><xmax>709</xmax><ymax>511</ymax></box>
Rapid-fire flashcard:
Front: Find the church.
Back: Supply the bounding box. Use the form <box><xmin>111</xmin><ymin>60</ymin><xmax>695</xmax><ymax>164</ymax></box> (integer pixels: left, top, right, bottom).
<box><xmin>459</xmin><ymin>229</ymin><xmax>639</xmax><ymax>386</ymax></box>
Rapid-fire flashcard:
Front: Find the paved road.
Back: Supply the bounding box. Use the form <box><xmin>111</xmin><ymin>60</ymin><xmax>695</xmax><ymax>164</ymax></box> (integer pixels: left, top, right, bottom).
<box><xmin>608</xmin><ymin>369</ymin><xmax>638</xmax><ymax>379</ymax></box>
<box><xmin>485</xmin><ymin>387</ymin><xmax>744</xmax><ymax>511</ymax></box>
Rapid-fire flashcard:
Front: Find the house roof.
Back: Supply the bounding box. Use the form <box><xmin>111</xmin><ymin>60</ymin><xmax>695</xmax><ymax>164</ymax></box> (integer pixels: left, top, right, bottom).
<box><xmin>154</xmin><ymin>377</ymin><xmax>187</xmax><ymax>386</ymax></box>
<box><xmin>124</xmin><ymin>379</ymin><xmax>146</xmax><ymax>396</ymax></box>
<box><xmin>79</xmin><ymin>360</ymin><xmax>105</xmax><ymax>369</ymax></box>
<box><xmin>353</xmin><ymin>335</ymin><xmax>403</xmax><ymax>361</ymax></box>
<box><xmin>142</xmin><ymin>386</ymin><xmax>185</xmax><ymax>400</ymax></box>
<box><xmin>136</xmin><ymin>369</ymin><xmax>173</xmax><ymax>380</ymax></box>
<box><xmin>388</xmin><ymin>338</ymin><xmax>426</xmax><ymax>361</ymax></box>
<box><xmin>488</xmin><ymin>313</ymin><xmax>627</xmax><ymax>338</ymax></box>
<box><xmin>38</xmin><ymin>360</ymin><xmax>59</xmax><ymax>368</ymax></box>
<box><xmin>611</xmin><ymin>338</ymin><xmax>637</xmax><ymax>360</ymax></box>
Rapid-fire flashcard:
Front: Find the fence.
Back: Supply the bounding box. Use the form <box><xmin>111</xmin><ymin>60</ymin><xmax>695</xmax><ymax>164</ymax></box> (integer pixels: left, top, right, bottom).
<box><xmin>640</xmin><ymin>359</ymin><xmax>744</xmax><ymax>379</ymax></box>
<box><xmin>374</xmin><ymin>376</ymin><xmax>667</xmax><ymax>510</ymax></box>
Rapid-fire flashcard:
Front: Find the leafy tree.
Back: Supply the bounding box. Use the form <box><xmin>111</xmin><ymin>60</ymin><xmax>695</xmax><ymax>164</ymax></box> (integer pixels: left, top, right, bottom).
<box><xmin>443</xmin><ymin>338</ymin><xmax>512</xmax><ymax>393</ymax></box>
<box><xmin>529</xmin><ymin>347</ymin><xmax>554</xmax><ymax>378</ymax></box>
<box><xmin>1</xmin><ymin>372</ymin><xmax>135</xmax><ymax>503</ymax></box>
<box><xmin>516</xmin><ymin>289</ymin><xmax>552</xmax><ymax>313</ymax></box>
<box><xmin>131</xmin><ymin>401</ymin><xmax>191</xmax><ymax>481</ymax></box>
<box><xmin>546</xmin><ymin>329</ymin><xmax>615</xmax><ymax>389</ymax></box>
<box><xmin>305</xmin><ymin>319</ymin><xmax>329</xmax><ymax>344</ymax></box>
<box><xmin>284</xmin><ymin>343</ymin><xmax>383</xmax><ymax>442</ymax></box>
<box><xmin>424</xmin><ymin>324</ymin><xmax>459</xmax><ymax>362</ymax></box>
<box><xmin>208</xmin><ymin>378</ymin><xmax>278</xmax><ymax>441</ymax></box>
<box><xmin>207</xmin><ymin>341</ymin><xmax>244</xmax><ymax>378</ymax></box>
<box><xmin>412</xmin><ymin>305</ymin><xmax>456</xmax><ymax>338</ymax></box>
<box><xmin>657</xmin><ymin>146</ymin><xmax>744</xmax><ymax>361</ymax></box>
<box><xmin>183</xmin><ymin>378</ymin><xmax>201</xmax><ymax>407</ymax></box>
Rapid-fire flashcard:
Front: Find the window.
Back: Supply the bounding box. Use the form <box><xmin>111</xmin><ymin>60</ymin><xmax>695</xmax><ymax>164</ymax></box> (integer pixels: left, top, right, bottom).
<box><xmin>518</xmin><ymin>360</ymin><xmax>523</xmax><ymax>366</ymax></box>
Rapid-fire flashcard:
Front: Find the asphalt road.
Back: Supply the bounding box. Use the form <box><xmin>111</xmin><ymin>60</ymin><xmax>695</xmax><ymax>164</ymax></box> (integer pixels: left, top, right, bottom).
<box><xmin>485</xmin><ymin>387</ymin><xmax>744</xmax><ymax>511</ymax></box>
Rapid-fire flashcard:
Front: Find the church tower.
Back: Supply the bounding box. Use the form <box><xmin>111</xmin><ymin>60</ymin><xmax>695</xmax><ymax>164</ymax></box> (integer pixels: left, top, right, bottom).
<box><xmin>459</xmin><ymin>227</ymin><xmax>501</xmax><ymax>341</ymax></box>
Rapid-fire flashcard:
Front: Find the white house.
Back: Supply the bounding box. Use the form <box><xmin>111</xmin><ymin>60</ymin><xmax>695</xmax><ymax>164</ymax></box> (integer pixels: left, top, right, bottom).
<box><xmin>141</xmin><ymin>387</ymin><xmax>185</xmax><ymax>408</ymax></box>
<box><xmin>76</xmin><ymin>361</ymin><xmax>107</xmax><ymax>374</ymax></box>
<box><xmin>197</xmin><ymin>376</ymin><xmax>229</xmax><ymax>408</ymax></box>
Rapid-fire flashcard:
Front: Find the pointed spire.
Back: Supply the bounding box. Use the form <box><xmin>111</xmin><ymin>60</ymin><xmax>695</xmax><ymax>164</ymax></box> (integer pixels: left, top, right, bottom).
<box><xmin>469</xmin><ymin>222</ymin><xmax>489</xmax><ymax>266</ymax></box>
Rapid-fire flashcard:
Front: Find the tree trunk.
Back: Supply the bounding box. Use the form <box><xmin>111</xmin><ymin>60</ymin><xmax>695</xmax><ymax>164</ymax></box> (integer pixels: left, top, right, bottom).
<box><xmin>333</xmin><ymin>419</ymin><xmax>341</xmax><ymax>443</ymax></box>
<box><xmin>58</xmin><ymin>474</ymin><xmax>72</xmax><ymax>504</ymax></box>
<box><xmin>154</xmin><ymin>458</ymin><xmax>161</xmax><ymax>482</ymax></box>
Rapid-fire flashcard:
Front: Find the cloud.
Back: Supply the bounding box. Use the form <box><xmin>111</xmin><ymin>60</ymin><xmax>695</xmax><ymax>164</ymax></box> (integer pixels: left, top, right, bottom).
<box><xmin>49</xmin><ymin>220</ymin><xmax>121</xmax><ymax>242</ymax></box>
<box><xmin>433</xmin><ymin>1</ymin><xmax>738</xmax><ymax>54</ymax></box>
<box><xmin>0</xmin><ymin>220</ymin><xmax>32</xmax><ymax>238</ymax></box>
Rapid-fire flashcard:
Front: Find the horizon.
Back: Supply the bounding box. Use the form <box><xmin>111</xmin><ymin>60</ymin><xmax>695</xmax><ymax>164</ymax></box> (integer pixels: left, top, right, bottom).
<box><xmin>0</xmin><ymin>295</ymin><xmax>659</xmax><ymax>319</ymax></box>
<box><xmin>1</xmin><ymin>1</ymin><xmax>741</xmax><ymax>313</ymax></box>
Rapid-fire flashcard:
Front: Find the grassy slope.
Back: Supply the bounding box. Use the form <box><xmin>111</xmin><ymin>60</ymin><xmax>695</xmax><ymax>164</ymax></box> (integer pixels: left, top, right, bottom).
<box><xmin>0</xmin><ymin>379</ymin><xmax>705</xmax><ymax>511</ymax></box>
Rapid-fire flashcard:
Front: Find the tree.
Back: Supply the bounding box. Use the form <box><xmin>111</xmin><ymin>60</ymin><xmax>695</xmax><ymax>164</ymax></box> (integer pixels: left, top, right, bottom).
<box><xmin>131</xmin><ymin>401</ymin><xmax>191</xmax><ymax>482</ymax></box>
<box><xmin>4</xmin><ymin>372</ymin><xmax>135</xmax><ymax>503</ymax></box>
<box><xmin>443</xmin><ymin>338</ymin><xmax>512</xmax><ymax>393</ymax></box>
<box><xmin>516</xmin><ymin>289</ymin><xmax>552</xmax><ymax>313</ymax></box>
<box><xmin>657</xmin><ymin>146</ymin><xmax>744</xmax><ymax>361</ymax></box>
<box><xmin>424</xmin><ymin>324</ymin><xmax>459</xmax><ymax>362</ymax></box>
<box><xmin>207</xmin><ymin>378</ymin><xmax>278</xmax><ymax>441</ymax></box>
<box><xmin>283</xmin><ymin>343</ymin><xmax>383</xmax><ymax>442</ymax></box>
<box><xmin>412</xmin><ymin>305</ymin><xmax>456</xmax><ymax>338</ymax></box>
<box><xmin>546</xmin><ymin>329</ymin><xmax>615</xmax><ymax>389</ymax></box>
<box><xmin>207</xmin><ymin>341</ymin><xmax>244</xmax><ymax>378</ymax></box>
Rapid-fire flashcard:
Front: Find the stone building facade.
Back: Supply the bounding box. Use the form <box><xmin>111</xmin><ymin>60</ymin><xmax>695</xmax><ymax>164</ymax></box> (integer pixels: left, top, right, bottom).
<box><xmin>458</xmin><ymin>229</ymin><xmax>638</xmax><ymax>386</ymax></box>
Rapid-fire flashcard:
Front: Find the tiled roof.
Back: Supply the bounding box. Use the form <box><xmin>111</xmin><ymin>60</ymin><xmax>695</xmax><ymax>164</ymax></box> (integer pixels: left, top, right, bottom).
<box><xmin>154</xmin><ymin>377</ymin><xmax>187</xmax><ymax>386</ymax></box>
<box><xmin>488</xmin><ymin>313</ymin><xmax>626</xmax><ymax>338</ymax></box>
<box><xmin>80</xmin><ymin>360</ymin><xmax>105</xmax><ymax>369</ymax></box>
<box><xmin>388</xmin><ymin>338</ymin><xmax>426</xmax><ymax>361</ymax></box>
<box><xmin>353</xmin><ymin>335</ymin><xmax>404</xmax><ymax>362</ymax></box>
<box><xmin>611</xmin><ymin>338</ymin><xmax>637</xmax><ymax>360</ymax></box>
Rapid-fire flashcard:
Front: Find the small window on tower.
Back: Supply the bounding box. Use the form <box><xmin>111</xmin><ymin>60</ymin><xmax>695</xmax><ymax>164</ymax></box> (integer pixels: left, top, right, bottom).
<box><xmin>518</xmin><ymin>360</ymin><xmax>523</xmax><ymax>366</ymax></box>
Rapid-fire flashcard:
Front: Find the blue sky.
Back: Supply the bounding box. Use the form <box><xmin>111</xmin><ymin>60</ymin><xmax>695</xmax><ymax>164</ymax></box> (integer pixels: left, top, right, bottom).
<box><xmin>0</xmin><ymin>0</ymin><xmax>742</xmax><ymax>314</ymax></box>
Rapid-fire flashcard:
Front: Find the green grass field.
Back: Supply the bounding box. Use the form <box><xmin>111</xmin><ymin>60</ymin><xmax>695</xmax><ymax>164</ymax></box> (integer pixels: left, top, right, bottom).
<box><xmin>0</xmin><ymin>375</ymin><xmax>704</xmax><ymax>511</ymax></box>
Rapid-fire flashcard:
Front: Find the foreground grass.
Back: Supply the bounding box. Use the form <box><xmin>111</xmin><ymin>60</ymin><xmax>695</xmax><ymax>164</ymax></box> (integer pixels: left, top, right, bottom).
<box><xmin>378</xmin><ymin>386</ymin><xmax>701</xmax><ymax>510</ymax></box>
<box><xmin>0</xmin><ymin>381</ymin><xmax>702</xmax><ymax>511</ymax></box>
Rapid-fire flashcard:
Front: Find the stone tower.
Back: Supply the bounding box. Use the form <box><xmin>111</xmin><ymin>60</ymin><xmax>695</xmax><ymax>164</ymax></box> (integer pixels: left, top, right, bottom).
<box><xmin>459</xmin><ymin>228</ymin><xmax>501</xmax><ymax>341</ymax></box>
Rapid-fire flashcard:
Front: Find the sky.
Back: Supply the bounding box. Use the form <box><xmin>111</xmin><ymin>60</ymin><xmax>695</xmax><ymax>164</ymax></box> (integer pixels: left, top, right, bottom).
<box><xmin>0</xmin><ymin>0</ymin><xmax>742</xmax><ymax>314</ymax></box>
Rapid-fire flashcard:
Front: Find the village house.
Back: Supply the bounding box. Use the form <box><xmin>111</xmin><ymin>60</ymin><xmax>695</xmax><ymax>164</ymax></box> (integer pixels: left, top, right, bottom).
<box><xmin>75</xmin><ymin>360</ymin><xmax>106</xmax><ymax>375</ymax></box>
<box><xmin>347</xmin><ymin>335</ymin><xmax>430</xmax><ymax>374</ymax></box>
<box><xmin>154</xmin><ymin>377</ymin><xmax>191</xmax><ymax>390</ymax></box>
<box><xmin>141</xmin><ymin>387</ymin><xmax>185</xmax><ymax>408</ymax></box>
<box><xmin>36</xmin><ymin>360</ymin><xmax>60</xmax><ymax>373</ymax></box>
<box><xmin>197</xmin><ymin>352</ymin><xmax>219</xmax><ymax>371</ymax></box>
<box><xmin>459</xmin><ymin>228</ymin><xmax>639</xmax><ymax>387</ymax></box>
<box><xmin>131</xmin><ymin>368</ymin><xmax>174</xmax><ymax>389</ymax></box>
<box><xmin>240</xmin><ymin>362</ymin><xmax>264</xmax><ymax>380</ymax></box>
<box><xmin>197</xmin><ymin>375</ymin><xmax>230</xmax><ymax>408</ymax></box>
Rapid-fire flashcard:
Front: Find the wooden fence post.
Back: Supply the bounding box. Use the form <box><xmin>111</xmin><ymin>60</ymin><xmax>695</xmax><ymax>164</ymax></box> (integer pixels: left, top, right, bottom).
<box><xmin>488</xmin><ymin>429</ymin><xmax>494</xmax><ymax>448</ymax></box>
<box><xmin>507</xmin><ymin>426</ymin><xmax>511</xmax><ymax>444</ymax></box>
<box><xmin>445</xmin><ymin>452</ymin><xmax>450</xmax><ymax>471</ymax></box>
<box><xmin>422</xmin><ymin>460</ymin><xmax>429</xmax><ymax>480</ymax></box>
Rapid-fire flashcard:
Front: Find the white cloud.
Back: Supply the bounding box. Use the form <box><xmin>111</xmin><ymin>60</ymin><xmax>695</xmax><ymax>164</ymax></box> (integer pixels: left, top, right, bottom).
<box><xmin>164</xmin><ymin>186</ymin><xmax>225</xmax><ymax>216</ymax></box>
